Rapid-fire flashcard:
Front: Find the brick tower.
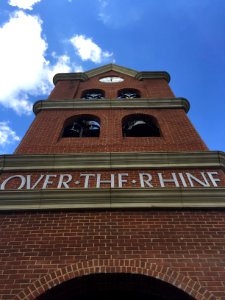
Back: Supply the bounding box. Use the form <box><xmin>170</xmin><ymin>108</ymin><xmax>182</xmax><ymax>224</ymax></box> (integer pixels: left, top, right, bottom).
<box><xmin>0</xmin><ymin>64</ymin><xmax>225</xmax><ymax>300</ymax></box>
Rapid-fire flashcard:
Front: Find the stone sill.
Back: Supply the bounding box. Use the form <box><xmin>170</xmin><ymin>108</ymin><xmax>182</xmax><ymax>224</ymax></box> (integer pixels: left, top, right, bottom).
<box><xmin>33</xmin><ymin>98</ymin><xmax>190</xmax><ymax>114</ymax></box>
<box><xmin>0</xmin><ymin>151</ymin><xmax>224</xmax><ymax>172</ymax></box>
<box><xmin>0</xmin><ymin>187</ymin><xmax>225</xmax><ymax>210</ymax></box>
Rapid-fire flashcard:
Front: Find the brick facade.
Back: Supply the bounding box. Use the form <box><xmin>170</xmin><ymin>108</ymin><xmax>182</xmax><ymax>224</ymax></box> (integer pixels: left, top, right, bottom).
<box><xmin>0</xmin><ymin>64</ymin><xmax>225</xmax><ymax>299</ymax></box>
<box><xmin>15</xmin><ymin>108</ymin><xmax>208</xmax><ymax>154</ymax></box>
<box><xmin>1</xmin><ymin>210</ymin><xmax>225</xmax><ymax>299</ymax></box>
<box><xmin>48</xmin><ymin>71</ymin><xmax>175</xmax><ymax>100</ymax></box>
<box><xmin>15</xmin><ymin>70</ymin><xmax>207</xmax><ymax>154</ymax></box>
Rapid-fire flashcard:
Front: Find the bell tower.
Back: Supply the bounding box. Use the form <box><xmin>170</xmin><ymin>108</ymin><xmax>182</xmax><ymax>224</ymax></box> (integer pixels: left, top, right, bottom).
<box><xmin>0</xmin><ymin>64</ymin><xmax>225</xmax><ymax>300</ymax></box>
<box><xmin>15</xmin><ymin>64</ymin><xmax>208</xmax><ymax>154</ymax></box>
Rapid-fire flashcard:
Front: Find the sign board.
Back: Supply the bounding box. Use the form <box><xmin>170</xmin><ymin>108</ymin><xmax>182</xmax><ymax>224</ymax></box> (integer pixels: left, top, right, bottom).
<box><xmin>0</xmin><ymin>171</ymin><xmax>221</xmax><ymax>190</ymax></box>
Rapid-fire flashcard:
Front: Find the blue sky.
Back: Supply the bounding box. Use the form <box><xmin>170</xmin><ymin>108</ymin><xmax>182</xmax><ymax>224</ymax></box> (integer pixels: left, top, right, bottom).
<box><xmin>0</xmin><ymin>0</ymin><xmax>225</xmax><ymax>154</ymax></box>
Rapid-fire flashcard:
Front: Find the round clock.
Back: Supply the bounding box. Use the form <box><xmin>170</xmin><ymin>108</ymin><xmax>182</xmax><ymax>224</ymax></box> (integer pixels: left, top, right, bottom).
<box><xmin>99</xmin><ymin>76</ymin><xmax>124</xmax><ymax>83</ymax></box>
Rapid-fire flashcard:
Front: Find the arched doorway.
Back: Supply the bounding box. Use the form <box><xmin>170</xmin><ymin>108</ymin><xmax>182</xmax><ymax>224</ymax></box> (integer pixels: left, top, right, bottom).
<box><xmin>36</xmin><ymin>273</ymin><xmax>195</xmax><ymax>300</ymax></box>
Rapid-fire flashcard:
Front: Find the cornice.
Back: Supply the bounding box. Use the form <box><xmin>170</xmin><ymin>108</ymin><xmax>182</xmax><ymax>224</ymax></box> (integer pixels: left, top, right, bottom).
<box><xmin>33</xmin><ymin>98</ymin><xmax>190</xmax><ymax>114</ymax></box>
<box><xmin>53</xmin><ymin>73</ymin><xmax>88</xmax><ymax>85</ymax></box>
<box><xmin>0</xmin><ymin>151</ymin><xmax>224</xmax><ymax>172</ymax></box>
<box><xmin>85</xmin><ymin>63</ymin><xmax>138</xmax><ymax>78</ymax></box>
<box><xmin>52</xmin><ymin>64</ymin><xmax>171</xmax><ymax>84</ymax></box>
<box><xmin>135</xmin><ymin>71</ymin><xmax>170</xmax><ymax>82</ymax></box>
<box><xmin>0</xmin><ymin>188</ymin><xmax>225</xmax><ymax>210</ymax></box>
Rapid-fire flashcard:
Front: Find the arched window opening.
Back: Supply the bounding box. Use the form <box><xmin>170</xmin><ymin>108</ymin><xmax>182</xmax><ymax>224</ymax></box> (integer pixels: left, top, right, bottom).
<box><xmin>82</xmin><ymin>89</ymin><xmax>105</xmax><ymax>100</ymax></box>
<box><xmin>37</xmin><ymin>273</ymin><xmax>196</xmax><ymax>300</ymax></box>
<box><xmin>122</xmin><ymin>114</ymin><xmax>160</xmax><ymax>137</ymax></box>
<box><xmin>62</xmin><ymin>115</ymin><xmax>100</xmax><ymax>138</ymax></box>
<box><xmin>118</xmin><ymin>89</ymin><xmax>140</xmax><ymax>99</ymax></box>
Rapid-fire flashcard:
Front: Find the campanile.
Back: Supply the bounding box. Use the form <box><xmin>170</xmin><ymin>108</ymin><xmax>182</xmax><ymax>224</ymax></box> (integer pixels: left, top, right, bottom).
<box><xmin>0</xmin><ymin>64</ymin><xmax>225</xmax><ymax>300</ymax></box>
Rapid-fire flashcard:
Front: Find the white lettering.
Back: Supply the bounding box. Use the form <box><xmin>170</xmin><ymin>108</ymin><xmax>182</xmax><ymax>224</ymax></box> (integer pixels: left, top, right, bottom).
<box><xmin>26</xmin><ymin>175</ymin><xmax>45</xmax><ymax>190</ymax></box>
<box><xmin>1</xmin><ymin>175</ymin><xmax>26</xmax><ymax>190</ymax></box>
<box><xmin>80</xmin><ymin>174</ymin><xmax>95</xmax><ymax>188</ymax></box>
<box><xmin>178</xmin><ymin>173</ymin><xmax>188</xmax><ymax>187</ymax></box>
<box><xmin>139</xmin><ymin>173</ymin><xmax>153</xmax><ymax>188</ymax></box>
<box><xmin>118</xmin><ymin>173</ymin><xmax>128</xmax><ymax>188</ymax></box>
<box><xmin>96</xmin><ymin>174</ymin><xmax>115</xmax><ymax>188</ymax></box>
<box><xmin>207</xmin><ymin>172</ymin><xmax>220</xmax><ymax>187</ymax></box>
<box><xmin>57</xmin><ymin>174</ymin><xmax>72</xmax><ymax>189</ymax></box>
<box><xmin>0</xmin><ymin>171</ymin><xmax>222</xmax><ymax>190</ymax></box>
<box><xmin>158</xmin><ymin>173</ymin><xmax>180</xmax><ymax>187</ymax></box>
<box><xmin>186</xmin><ymin>172</ymin><xmax>210</xmax><ymax>187</ymax></box>
<box><xmin>42</xmin><ymin>175</ymin><xmax>57</xmax><ymax>189</ymax></box>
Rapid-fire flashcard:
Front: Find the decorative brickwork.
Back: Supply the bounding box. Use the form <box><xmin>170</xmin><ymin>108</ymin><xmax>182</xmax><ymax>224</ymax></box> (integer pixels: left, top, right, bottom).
<box><xmin>15</xmin><ymin>259</ymin><xmax>216</xmax><ymax>300</ymax></box>
<box><xmin>0</xmin><ymin>210</ymin><xmax>223</xmax><ymax>299</ymax></box>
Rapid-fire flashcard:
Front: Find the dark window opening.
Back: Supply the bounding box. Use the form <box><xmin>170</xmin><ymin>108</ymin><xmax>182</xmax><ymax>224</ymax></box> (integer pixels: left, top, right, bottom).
<box><xmin>118</xmin><ymin>89</ymin><xmax>140</xmax><ymax>99</ymax></box>
<box><xmin>122</xmin><ymin>114</ymin><xmax>160</xmax><ymax>137</ymax></box>
<box><xmin>82</xmin><ymin>89</ymin><xmax>105</xmax><ymax>100</ymax></box>
<box><xmin>62</xmin><ymin>115</ymin><xmax>100</xmax><ymax>138</ymax></box>
<box><xmin>37</xmin><ymin>273</ymin><xmax>196</xmax><ymax>300</ymax></box>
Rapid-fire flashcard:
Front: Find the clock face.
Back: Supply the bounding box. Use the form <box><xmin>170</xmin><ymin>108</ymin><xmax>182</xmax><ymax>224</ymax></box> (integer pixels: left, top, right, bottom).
<box><xmin>99</xmin><ymin>76</ymin><xmax>124</xmax><ymax>83</ymax></box>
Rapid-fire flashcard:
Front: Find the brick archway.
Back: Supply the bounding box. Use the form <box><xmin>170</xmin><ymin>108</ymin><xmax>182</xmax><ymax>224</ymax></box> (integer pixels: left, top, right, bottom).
<box><xmin>15</xmin><ymin>259</ymin><xmax>215</xmax><ymax>300</ymax></box>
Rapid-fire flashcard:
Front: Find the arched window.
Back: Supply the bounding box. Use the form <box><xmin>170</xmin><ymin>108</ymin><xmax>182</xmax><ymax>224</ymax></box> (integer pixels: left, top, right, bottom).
<box><xmin>118</xmin><ymin>88</ymin><xmax>140</xmax><ymax>99</ymax></box>
<box><xmin>37</xmin><ymin>273</ymin><xmax>195</xmax><ymax>300</ymax></box>
<box><xmin>62</xmin><ymin>115</ymin><xmax>100</xmax><ymax>138</ymax></box>
<box><xmin>82</xmin><ymin>89</ymin><xmax>105</xmax><ymax>100</ymax></box>
<box><xmin>122</xmin><ymin>114</ymin><xmax>160</xmax><ymax>137</ymax></box>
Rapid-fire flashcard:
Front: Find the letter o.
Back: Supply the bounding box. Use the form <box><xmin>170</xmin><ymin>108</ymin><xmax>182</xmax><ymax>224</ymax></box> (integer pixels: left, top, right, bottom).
<box><xmin>0</xmin><ymin>175</ymin><xmax>26</xmax><ymax>190</ymax></box>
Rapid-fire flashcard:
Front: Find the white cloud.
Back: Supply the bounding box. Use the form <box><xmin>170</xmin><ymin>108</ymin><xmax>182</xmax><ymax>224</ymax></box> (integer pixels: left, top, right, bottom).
<box><xmin>98</xmin><ymin>0</ymin><xmax>109</xmax><ymax>9</ymax></box>
<box><xmin>8</xmin><ymin>0</ymin><xmax>42</xmax><ymax>10</ymax></box>
<box><xmin>0</xmin><ymin>11</ymin><xmax>47</xmax><ymax>114</ymax></box>
<box><xmin>70</xmin><ymin>34</ymin><xmax>113</xmax><ymax>64</ymax></box>
<box><xmin>0</xmin><ymin>12</ymin><xmax>103</xmax><ymax>115</ymax></box>
<box><xmin>98</xmin><ymin>0</ymin><xmax>142</xmax><ymax>28</ymax></box>
<box><xmin>39</xmin><ymin>53</ymin><xmax>82</xmax><ymax>95</ymax></box>
<box><xmin>98</xmin><ymin>0</ymin><xmax>110</xmax><ymax>24</ymax></box>
<box><xmin>0</xmin><ymin>122</ymin><xmax>20</xmax><ymax>151</ymax></box>
<box><xmin>0</xmin><ymin>11</ymin><xmax>78</xmax><ymax>115</ymax></box>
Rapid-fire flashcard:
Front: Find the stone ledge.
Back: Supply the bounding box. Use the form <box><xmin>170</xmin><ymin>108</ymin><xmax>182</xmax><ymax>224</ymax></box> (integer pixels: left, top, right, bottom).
<box><xmin>53</xmin><ymin>73</ymin><xmax>88</xmax><ymax>85</ymax></box>
<box><xmin>0</xmin><ymin>151</ymin><xmax>224</xmax><ymax>172</ymax></box>
<box><xmin>33</xmin><ymin>98</ymin><xmax>190</xmax><ymax>114</ymax></box>
<box><xmin>135</xmin><ymin>71</ymin><xmax>170</xmax><ymax>82</ymax></box>
<box><xmin>0</xmin><ymin>188</ymin><xmax>224</xmax><ymax>210</ymax></box>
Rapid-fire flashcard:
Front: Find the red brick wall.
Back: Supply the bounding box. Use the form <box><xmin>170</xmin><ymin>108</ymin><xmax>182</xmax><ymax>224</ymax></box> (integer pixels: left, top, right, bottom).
<box><xmin>15</xmin><ymin>108</ymin><xmax>208</xmax><ymax>154</ymax></box>
<box><xmin>5</xmin><ymin>69</ymin><xmax>222</xmax><ymax>300</ymax></box>
<box><xmin>16</xmin><ymin>70</ymin><xmax>208</xmax><ymax>154</ymax></box>
<box><xmin>48</xmin><ymin>80</ymin><xmax>80</xmax><ymax>100</ymax></box>
<box><xmin>48</xmin><ymin>71</ymin><xmax>175</xmax><ymax>100</ymax></box>
<box><xmin>0</xmin><ymin>210</ymin><xmax>225</xmax><ymax>299</ymax></box>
